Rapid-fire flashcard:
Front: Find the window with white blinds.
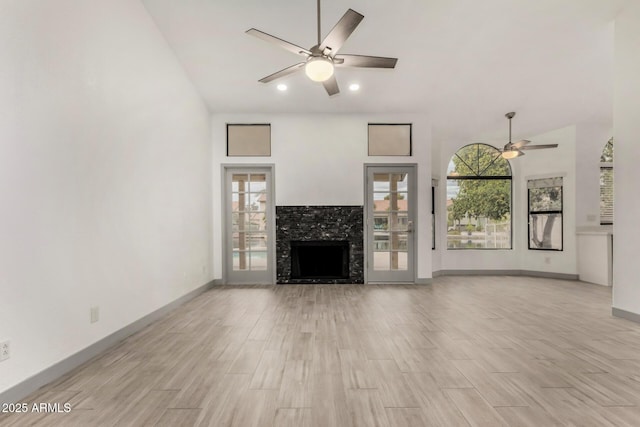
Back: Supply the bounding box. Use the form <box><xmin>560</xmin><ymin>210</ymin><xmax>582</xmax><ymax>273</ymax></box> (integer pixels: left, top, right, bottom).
<box><xmin>600</xmin><ymin>138</ymin><xmax>613</xmax><ymax>225</ymax></box>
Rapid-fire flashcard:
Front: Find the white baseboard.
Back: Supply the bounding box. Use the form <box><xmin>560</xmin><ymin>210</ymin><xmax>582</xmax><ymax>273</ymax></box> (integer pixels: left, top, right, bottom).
<box><xmin>432</xmin><ymin>269</ymin><xmax>579</xmax><ymax>281</ymax></box>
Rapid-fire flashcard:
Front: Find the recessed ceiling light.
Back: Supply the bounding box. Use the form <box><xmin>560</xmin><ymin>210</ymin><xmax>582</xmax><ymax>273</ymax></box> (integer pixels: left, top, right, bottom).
<box><xmin>277</xmin><ymin>84</ymin><xmax>287</xmax><ymax>91</ymax></box>
<box><xmin>349</xmin><ymin>83</ymin><xmax>360</xmax><ymax>91</ymax></box>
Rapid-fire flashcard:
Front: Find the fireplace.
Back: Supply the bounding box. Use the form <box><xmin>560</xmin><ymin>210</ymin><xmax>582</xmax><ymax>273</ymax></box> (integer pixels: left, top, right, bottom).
<box><xmin>291</xmin><ymin>240</ymin><xmax>349</xmax><ymax>279</ymax></box>
<box><xmin>276</xmin><ymin>206</ymin><xmax>364</xmax><ymax>284</ymax></box>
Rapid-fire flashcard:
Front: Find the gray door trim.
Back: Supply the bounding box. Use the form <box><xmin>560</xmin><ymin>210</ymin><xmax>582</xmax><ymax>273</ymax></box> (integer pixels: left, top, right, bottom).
<box><xmin>222</xmin><ymin>164</ymin><xmax>276</xmax><ymax>284</ymax></box>
<box><xmin>364</xmin><ymin>163</ymin><xmax>417</xmax><ymax>283</ymax></box>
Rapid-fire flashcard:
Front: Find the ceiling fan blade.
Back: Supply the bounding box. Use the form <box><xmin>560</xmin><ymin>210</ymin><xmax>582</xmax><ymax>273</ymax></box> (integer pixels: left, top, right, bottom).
<box><xmin>319</xmin><ymin>9</ymin><xmax>364</xmax><ymax>55</ymax></box>
<box><xmin>334</xmin><ymin>54</ymin><xmax>398</xmax><ymax>68</ymax></box>
<box><xmin>520</xmin><ymin>144</ymin><xmax>559</xmax><ymax>150</ymax></box>
<box><xmin>322</xmin><ymin>75</ymin><xmax>340</xmax><ymax>96</ymax></box>
<box><xmin>511</xmin><ymin>139</ymin><xmax>531</xmax><ymax>149</ymax></box>
<box><xmin>258</xmin><ymin>62</ymin><xmax>305</xmax><ymax>83</ymax></box>
<box><xmin>246</xmin><ymin>28</ymin><xmax>311</xmax><ymax>57</ymax></box>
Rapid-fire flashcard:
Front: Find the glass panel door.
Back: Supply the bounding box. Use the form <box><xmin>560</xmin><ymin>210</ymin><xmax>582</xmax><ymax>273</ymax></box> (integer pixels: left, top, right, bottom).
<box><xmin>366</xmin><ymin>166</ymin><xmax>416</xmax><ymax>282</ymax></box>
<box><xmin>225</xmin><ymin>167</ymin><xmax>274</xmax><ymax>284</ymax></box>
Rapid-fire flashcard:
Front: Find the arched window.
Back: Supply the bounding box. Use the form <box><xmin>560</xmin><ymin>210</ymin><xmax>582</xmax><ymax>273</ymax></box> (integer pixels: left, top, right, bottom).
<box><xmin>446</xmin><ymin>144</ymin><xmax>512</xmax><ymax>249</ymax></box>
<box><xmin>600</xmin><ymin>138</ymin><xmax>613</xmax><ymax>225</ymax></box>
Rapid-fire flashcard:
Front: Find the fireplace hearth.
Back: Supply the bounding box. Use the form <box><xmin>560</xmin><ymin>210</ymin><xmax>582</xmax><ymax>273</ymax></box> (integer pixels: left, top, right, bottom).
<box><xmin>276</xmin><ymin>206</ymin><xmax>363</xmax><ymax>284</ymax></box>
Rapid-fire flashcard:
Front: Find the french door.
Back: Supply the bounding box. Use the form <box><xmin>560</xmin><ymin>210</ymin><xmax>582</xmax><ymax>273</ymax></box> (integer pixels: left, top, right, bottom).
<box><xmin>365</xmin><ymin>165</ymin><xmax>416</xmax><ymax>283</ymax></box>
<box><xmin>224</xmin><ymin>166</ymin><xmax>275</xmax><ymax>284</ymax></box>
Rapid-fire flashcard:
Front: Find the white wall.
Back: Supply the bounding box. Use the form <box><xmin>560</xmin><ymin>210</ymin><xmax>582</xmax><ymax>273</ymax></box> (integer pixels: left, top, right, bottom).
<box><xmin>517</xmin><ymin>126</ymin><xmax>577</xmax><ymax>275</ymax></box>
<box><xmin>433</xmin><ymin>126</ymin><xmax>578</xmax><ymax>275</ymax></box>
<box><xmin>0</xmin><ymin>0</ymin><xmax>211</xmax><ymax>394</ymax></box>
<box><xmin>613</xmin><ymin>1</ymin><xmax>640</xmax><ymax>315</ymax></box>
<box><xmin>211</xmin><ymin>113</ymin><xmax>432</xmax><ymax>281</ymax></box>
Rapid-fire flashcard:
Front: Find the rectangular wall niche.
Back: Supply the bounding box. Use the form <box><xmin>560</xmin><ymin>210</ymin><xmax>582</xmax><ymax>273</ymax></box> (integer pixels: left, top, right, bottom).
<box><xmin>227</xmin><ymin>124</ymin><xmax>271</xmax><ymax>156</ymax></box>
<box><xmin>276</xmin><ymin>206</ymin><xmax>364</xmax><ymax>284</ymax></box>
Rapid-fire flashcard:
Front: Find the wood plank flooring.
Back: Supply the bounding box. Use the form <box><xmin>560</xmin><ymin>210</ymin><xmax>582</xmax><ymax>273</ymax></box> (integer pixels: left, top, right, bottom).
<box><xmin>3</xmin><ymin>276</ymin><xmax>640</xmax><ymax>426</ymax></box>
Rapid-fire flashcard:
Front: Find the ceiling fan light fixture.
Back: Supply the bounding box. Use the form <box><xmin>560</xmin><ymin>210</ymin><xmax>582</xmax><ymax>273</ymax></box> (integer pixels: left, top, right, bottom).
<box><xmin>305</xmin><ymin>57</ymin><xmax>334</xmax><ymax>82</ymax></box>
<box><xmin>501</xmin><ymin>149</ymin><xmax>523</xmax><ymax>159</ymax></box>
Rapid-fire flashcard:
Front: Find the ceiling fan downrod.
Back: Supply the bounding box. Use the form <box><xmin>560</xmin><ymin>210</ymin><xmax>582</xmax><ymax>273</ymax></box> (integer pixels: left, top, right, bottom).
<box><xmin>317</xmin><ymin>0</ymin><xmax>322</xmax><ymax>46</ymax></box>
<box><xmin>506</xmin><ymin>111</ymin><xmax>515</xmax><ymax>143</ymax></box>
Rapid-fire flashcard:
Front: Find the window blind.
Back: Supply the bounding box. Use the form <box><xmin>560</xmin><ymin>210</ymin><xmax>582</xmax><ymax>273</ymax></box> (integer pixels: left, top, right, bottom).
<box><xmin>527</xmin><ymin>177</ymin><xmax>563</xmax><ymax>189</ymax></box>
<box><xmin>600</xmin><ymin>167</ymin><xmax>613</xmax><ymax>224</ymax></box>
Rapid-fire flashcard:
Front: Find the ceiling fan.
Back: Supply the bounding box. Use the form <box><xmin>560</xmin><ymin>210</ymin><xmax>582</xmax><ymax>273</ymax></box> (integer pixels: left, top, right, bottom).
<box><xmin>246</xmin><ymin>0</ymin><xmax>398</xmax><ymax>96</ymax></box>
<box><xmin>500</xmin><ymin>112</ymin><xmax>558</xmax><ymax>159</ymax></box>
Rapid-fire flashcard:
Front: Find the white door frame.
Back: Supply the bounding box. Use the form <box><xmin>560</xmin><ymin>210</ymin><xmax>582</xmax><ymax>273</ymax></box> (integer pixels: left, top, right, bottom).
<box><xmin>222</xmin><ymin>164</ymin><xmax>276</xmax><ymax>284</ymax></box>
<box><xmin>364</xmin><ymin>163</ymin><xmax>417</xmax><ymax>283</ymax></box>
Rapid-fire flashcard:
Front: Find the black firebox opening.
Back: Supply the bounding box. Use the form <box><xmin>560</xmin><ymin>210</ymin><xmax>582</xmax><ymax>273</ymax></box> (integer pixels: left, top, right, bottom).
<box><xmin>290</xmin><ymin>240</ymin><xmax>350</xmax><ymax>279</ymax></box>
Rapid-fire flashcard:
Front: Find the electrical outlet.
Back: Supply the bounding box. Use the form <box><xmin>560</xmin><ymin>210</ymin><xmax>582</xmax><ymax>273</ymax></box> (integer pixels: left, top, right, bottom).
<box><xmin>0</xmin><ymin>341</ymin><xmax>10</xmax><ymax>361</ymax></box>
<box><xmin>90</xmin><ymin>306</ymin><xmax>100</xmax><ymax>323</ymax></box>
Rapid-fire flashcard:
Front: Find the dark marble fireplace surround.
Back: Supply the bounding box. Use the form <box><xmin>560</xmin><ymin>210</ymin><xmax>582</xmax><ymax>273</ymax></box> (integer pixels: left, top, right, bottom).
<box><xmin>276</xmin><ymin>206</ymin><xmax>364</xmax><ymax>284</ymax></box>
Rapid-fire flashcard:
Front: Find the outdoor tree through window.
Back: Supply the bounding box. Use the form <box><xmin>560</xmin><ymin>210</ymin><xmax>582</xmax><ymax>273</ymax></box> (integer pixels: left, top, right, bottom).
<box><xmin>528</xmin><ymin>177</ymin><xmax>563</xmax><ymax>251</ymax></box>
<box><xmin>447</xmin><ymin>144</ymin><xmax>512</xmax><ymax>249</ymax></box>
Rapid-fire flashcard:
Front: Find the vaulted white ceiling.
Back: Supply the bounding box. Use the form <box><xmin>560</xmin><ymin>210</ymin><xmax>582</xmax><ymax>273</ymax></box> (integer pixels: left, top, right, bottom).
<box><xmin>141</xmin><ymin>0</ymin><xmax>627</xmax><ymax>141</ymax></box>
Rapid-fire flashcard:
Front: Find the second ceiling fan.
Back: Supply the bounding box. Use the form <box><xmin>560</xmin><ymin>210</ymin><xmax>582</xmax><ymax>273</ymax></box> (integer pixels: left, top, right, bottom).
<box><xmin>500</xmin><ymin>112</ymin><xmax>558</xmax><ymax>159</ymax></box>
<box><xmin>246</xmin><ymin>0</ymin><xmax>398</xmax><ymax>96</ymax></box>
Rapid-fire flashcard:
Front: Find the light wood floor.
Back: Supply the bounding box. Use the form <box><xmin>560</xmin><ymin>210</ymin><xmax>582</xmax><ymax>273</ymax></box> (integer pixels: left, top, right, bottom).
<box><xmin>3</xmin><ymin>276</ymin><xmax>640</xmax><ymax>426</ymax></box>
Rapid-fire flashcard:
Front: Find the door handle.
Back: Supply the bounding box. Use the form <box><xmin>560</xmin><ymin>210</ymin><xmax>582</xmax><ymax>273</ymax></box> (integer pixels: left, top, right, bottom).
<box><xmin>407</xmin><ymin>220</ymin><xmax>414</xmax><ymax>232</ymax></box>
